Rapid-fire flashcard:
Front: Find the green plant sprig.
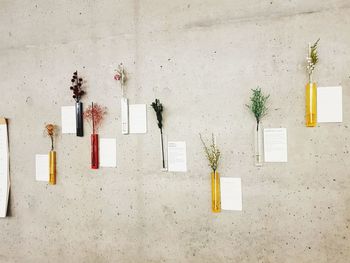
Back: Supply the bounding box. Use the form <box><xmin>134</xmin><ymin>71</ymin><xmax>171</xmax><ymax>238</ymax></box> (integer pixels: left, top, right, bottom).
<box><xmin>306</xmin><ymin>38</ymin><xmax>320</xmax><ymax>83</ymax></box>
<box><xmin>199</xmin><ymin>133</ymin><xmax>220</xmax><ymax>173</ymax></box>
<box><xmin>246</xmin><ymin>87</ymin><xmax>270</xmax><ymax>131</ymax></box>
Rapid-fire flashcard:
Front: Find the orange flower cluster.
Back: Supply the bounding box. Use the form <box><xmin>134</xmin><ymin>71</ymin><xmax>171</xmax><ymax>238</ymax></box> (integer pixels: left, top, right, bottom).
<box><xmin>45</xmin><ymin>124</ymin><xmax>56</xmax><ymax>136</ymax></box>
<box><xmin>45</xmin><ymin>123</ymin><xmax>56</xmax><ymax>150</ymax></box>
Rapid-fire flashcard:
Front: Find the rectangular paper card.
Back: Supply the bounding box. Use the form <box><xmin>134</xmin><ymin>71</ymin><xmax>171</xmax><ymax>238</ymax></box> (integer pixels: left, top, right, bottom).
<box><xmin>35</xmin><ymin>154</ymin><xmax>49</xmax><ymax>182</ymax></box>
<box><xmin>264</xmin><ymin>128</ymin><xmax>288</xmax><ymax>162</ymax></box>
<box><xmin>220</xmin><ymin>177</ymin><xmax>242</xmax><ymax>211</ymax></box>
<box><xmin>129</xmin><ymin>104</ymin><xmax>147</xmax><ymax>134</ymax></box>
<box><xmin>0</xmin><ymin>118</ymin><xmax>10</xmax><ymax>218</ymax></box>
<box><xmin>61</xmin><ymin>106</ymin><xmax>76</xmax><ymax>134</ymax></box>
<box><xmin>167</xmin><ymin>141</ymin><xmax>187</xmax><ymax>172</ymax></box>
<box><xmin>99</xmin><ymin>138</ymin><xmax>117</xmax><ymax>167</ymax></box>
<box><xmin>317</xmin><ymin>86</ymin><xmax>343</xmax><ymax>123</ymax></box>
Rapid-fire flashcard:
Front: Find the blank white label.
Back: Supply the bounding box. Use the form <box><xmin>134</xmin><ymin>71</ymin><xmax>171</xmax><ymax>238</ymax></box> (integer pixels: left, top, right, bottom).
<box><xmin>129</xmin><ymin>104</ymin><xmax>147</xmax><ymax>134</ymax></box>
<box><xmin>35</xmin><ymin>154</ymin><xmax>49</xmax><ymax>182</ymax></box>
<box><xmin>61</xmin><ymin>106</ymin><xmax>76</xmax><ymax>134</ymax></box>
<box><xmin>220</xmin><ymin>177</ymin><xmax>242</xmax><ymax>211</ymax></box>
<box><xmin>99</xmin><ymin>138</ymin><xmax>117</xmax><ymax>168</ymax></box>
<box><xmin>317</xmin><ymin>86</ymin><xmax>343</xmax><ymax>123</ymax></box>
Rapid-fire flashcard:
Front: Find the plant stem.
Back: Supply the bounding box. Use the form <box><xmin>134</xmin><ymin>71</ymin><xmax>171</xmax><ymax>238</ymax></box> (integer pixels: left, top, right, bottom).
<box><xmin>50</xmin><ymin>136</ymin><xmax>54</xmax><ymax>151</ymax></box>
<box><xmin>160</xmin><ymin>128</ymin><xmax>165</xmax><ymax>168</ymax></box>
<box><xmin>92</xmin><ymin>102</ymin><xmax>95</xmax><ymax>134</ymax></box>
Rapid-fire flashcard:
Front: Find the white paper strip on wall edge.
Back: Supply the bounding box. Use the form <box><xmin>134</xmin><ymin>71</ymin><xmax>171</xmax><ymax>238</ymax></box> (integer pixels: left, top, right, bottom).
<box><xmin>121</xmin><ymin>98</ymin><xmax>129</xmax><ymax>134</ymax></box>
<box><xmin>35</xmin><ymin>154</ymin><xmax>49</xmax><ymax>182</ymax></box>
<box><xmin>317</xmin><ymin>86</ymin><xmax>343</xmax><ymax>123</ymax></box>
<box><xmin>0</xmin><ymin>118</ymin><xmax>10</xmax><ymax>218</ymax></box>
<box><xmin>61</xmin><ymin>106</ymin><xmax>76</xmax><ymax>134</ymax></box>
<box><xmin>99</xmin><ymin>138</ymin><xmax>117</xmax><ymax>167</ymax></box>
<box><xmin>220</xmin><ymin>177</ymin><xmax>242</xmax><ymax>211</ymax></box>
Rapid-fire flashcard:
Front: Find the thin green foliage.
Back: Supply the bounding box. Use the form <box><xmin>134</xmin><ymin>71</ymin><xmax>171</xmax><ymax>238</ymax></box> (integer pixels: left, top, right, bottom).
<box><xmin>246</xmin><ymin>87</ymin><xmax>269</xmax><ymax>129</ymax></box>
<box><xmin>199</xmin><ymin>133</ymin><xmax>220</xmax><ymax>173</ymax></box>
<box><xmin>306</xmin><ymin>38</ymin><xmax>320</xmax><ymax>82</ymax></box>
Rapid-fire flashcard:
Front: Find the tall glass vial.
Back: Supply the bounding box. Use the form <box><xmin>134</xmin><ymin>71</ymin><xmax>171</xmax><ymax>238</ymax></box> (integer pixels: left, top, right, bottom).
<box><xmin>49</xmin><ymin>150</ymin><xmax>56</xmax><ymax>185</ymax></box>
<box><xmin>305</xmin><ymin>83</ymin><xmax>317</xmax><ymax>127</ymax></box>
<box><xmin>76</xmin><ymin>102</ymin><xmax>84</xmax><ymax>137</ymax></box>
<box><xmin>254</xmin><ymin>123</ymin><xmax>263</xmax><ymax>166</ymax></box>
<box><xmin>211</xmin><ymin>171</ymin><xmax>221</xmax><ymax>213</ymax></box>
<box><xmin>91</xmin><ymin>134</ymin><xmax>99</xmax><ymax>169</ymax></box>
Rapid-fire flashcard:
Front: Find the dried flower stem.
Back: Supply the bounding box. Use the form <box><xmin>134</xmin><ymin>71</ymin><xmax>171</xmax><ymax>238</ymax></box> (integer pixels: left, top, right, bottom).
<box><xmin>151</xmin><ymin>99</ymin><xmax>165</xmax><ymax>168</ymax></box>
<box><xmin>114</xmin><ymin>63</ymin><xmax>127</xmax><ymax>97</ymax></box>
<box><xmin>199</xmin><ymin>133</ymin><xmax>221</xmax><ymax>173</ymax></box>
<box><xmin>84</xmin><ymin>102</ymin><xmax>107</xmax><ymax>134</ymax></box>
<box><xmin>306</xmin><ymin>39</ymin><xmax>320</xmax><ymax>83</ymax></box>
<box><xmin>70</xmin><ymin>71</ymin><xmax>85</xmax><ymax>102</ymax></box>
<box><xmin>45</xmin><ymin>124</ymin><xmax>56</xmax><ymax>151</ymax></box>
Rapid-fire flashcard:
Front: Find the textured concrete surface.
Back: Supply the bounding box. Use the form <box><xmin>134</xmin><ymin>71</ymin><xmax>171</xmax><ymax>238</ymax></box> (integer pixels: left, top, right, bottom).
<box><xmin>0</xmin><ymin>0</ymin><xmax>350</xmax><ymax>262</ymax></box>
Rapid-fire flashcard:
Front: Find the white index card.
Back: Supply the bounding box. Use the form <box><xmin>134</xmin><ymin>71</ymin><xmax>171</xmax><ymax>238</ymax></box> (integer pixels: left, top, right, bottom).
<box><xmin>167</xmin><ymin>141</ymin><xmax>187</xmax><ymax>172</ymax></box>
<box><xmin>264</xmin><ymin>128</ymin><xmax>288</xmax><ymax>162</ymax></box>
<box><xmin>129</xmin><ymin>104</ymin><xmax>147</xmax><ymax>134</ymax></box>
<box><xmin>0</xmin><ymin>119</ymin><xmax>10</xmax><ymax>218</ymax></box>
<box><xmin>35</xmin><ymin>154</ymin><xmax>49</xmax><ymax>182</ymax></box>
<box><xmin>61</xmin><ymin>106</ymin><xmax>76</xmax><ymax>134</ymax></box>
<box><xmin>99</xmin><ymin>138</ymin><xmax>117</xmax><ymax>168</ymax></box>
<box><xmin>317</xmin><ymin>86</ymin><xmax>343</xmax><ymax>123</ymax></box>
<box><xmin>220</xmin><ymin>177</ymin><xmax>242</xmax><ymax>211</ymax></box>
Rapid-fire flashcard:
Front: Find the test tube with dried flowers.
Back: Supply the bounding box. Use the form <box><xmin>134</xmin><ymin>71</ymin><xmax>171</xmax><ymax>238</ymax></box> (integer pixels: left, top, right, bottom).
<box><xmin>199</xmin><ymin>133</ymin><xmax>221</xmax><ymax>213</ymax></box>
<box><xmin>84</xmin><ymin>102</ymin><xmax>107</xmax><ymax>169</ymax></box>
<box><xmin>45</xmin><ymin>124</ymin><xmax>57</xmax><ymax>185</ymax></box>
<box><xmin>70</xmin><ymin>71</ymin><xmax>85</xmax><ymax>136</ymax></box>
<box><xmin>305</xmin><ymin>39</ymin><xmax>320</xmax><ymax>127</ymax></box>
<box><xmin>151</xmin><ymin>99</ymin><xmax>166</xmax><ymax>170</ymax></box>
<box><xmin>114</xmin><ymin>63</ymin><xmax>129</xmax><ymax>134</ymax></box>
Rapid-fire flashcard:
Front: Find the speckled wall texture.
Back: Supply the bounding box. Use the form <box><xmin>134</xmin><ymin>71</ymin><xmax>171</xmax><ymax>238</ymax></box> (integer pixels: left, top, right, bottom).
<box><xmin>0</xmin><ymin>0</ymin><xmax>349</xmax><ymax>262</ymax></box>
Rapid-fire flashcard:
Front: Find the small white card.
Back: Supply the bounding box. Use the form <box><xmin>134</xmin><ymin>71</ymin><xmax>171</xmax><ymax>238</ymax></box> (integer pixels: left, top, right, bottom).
<box><xmin>317</xmin><ymin>86</ymin><xmax>343</xmax><ymax>123</ymax></box>
<box><xmin>35</xmin><ymin>154</ymin><xmax>49</xmax><ymax>182</ymax></box>
<box><xmin>221</xmin><ymin>177</ymin><xmax>242</xmax><ymax>211</ymax></box>
<box><xmin>264</xmin><ymin>128</ymin><xmax>288</xmax><ymax>162</ymax></box>
<box><xmin>167</xmin><ymin>141</ymin><xmax>187</xmax><ymax>172</ymax></box>
<box><xmin>99</xmin><ymin>138</ymin><xmax>117</xmax><ymax>167</ymax></box>
<box><xmin>61</xmin><ymin>106</ymin><xmax>76</xmax><ymax>134</ymax></box>
<box><xmin>129</xmin><ymin>104</ymin><xmax>147</xmax><ymax>134</ymax></box>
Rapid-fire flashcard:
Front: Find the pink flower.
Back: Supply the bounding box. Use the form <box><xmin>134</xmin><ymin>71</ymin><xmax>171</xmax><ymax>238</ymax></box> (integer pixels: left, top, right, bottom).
<box><xmin>114</xmin><ymin>74</ymin><xmax>121</xmax><ymax>81</ymax></box>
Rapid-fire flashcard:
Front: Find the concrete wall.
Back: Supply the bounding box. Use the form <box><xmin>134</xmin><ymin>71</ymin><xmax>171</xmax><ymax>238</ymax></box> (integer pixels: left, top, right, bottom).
<box><xmin>0</xmin><ymin>0</ymin><xmax>350</xmax><ymax>262</ymax></box>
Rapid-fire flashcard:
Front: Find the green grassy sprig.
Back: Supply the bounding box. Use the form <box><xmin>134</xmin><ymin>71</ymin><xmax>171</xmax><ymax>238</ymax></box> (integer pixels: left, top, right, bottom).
<box><xmin>246</xmin><ymin>87</ymin><xmax>270</xmax><ymax>131</ymax></box>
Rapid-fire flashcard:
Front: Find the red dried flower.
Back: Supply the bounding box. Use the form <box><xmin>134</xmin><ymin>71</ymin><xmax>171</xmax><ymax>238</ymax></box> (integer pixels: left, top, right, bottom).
<box><xmin>84</xmin><ymin>103</ymin><xmax>107</xmax><ymax>134</ymax></box>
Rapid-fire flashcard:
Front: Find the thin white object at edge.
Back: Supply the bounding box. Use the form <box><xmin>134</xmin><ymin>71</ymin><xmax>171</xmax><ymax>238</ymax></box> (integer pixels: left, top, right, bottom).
<box><xmin>0</xmin><ymin>118</ymin><xmax>10</xmax><ymax>218</ymax></box>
